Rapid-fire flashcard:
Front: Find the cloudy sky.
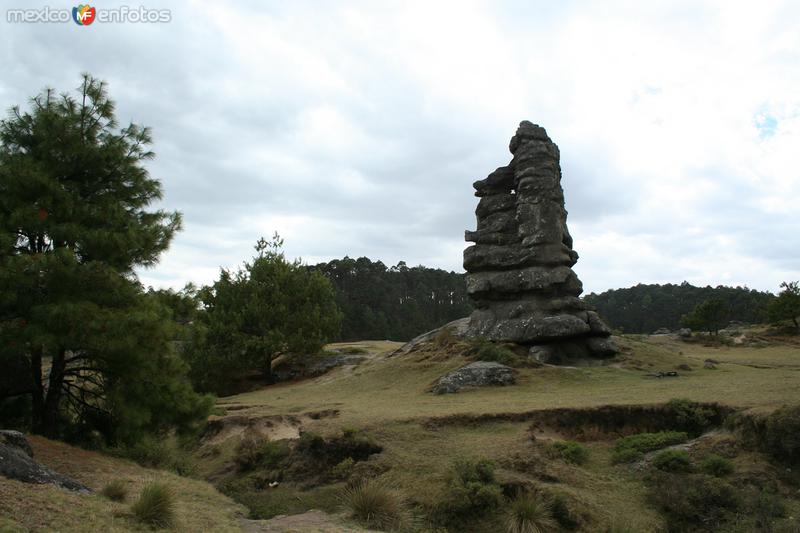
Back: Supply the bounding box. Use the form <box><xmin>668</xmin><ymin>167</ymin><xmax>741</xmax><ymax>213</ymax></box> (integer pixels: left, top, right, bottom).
<box><xmin>2</xmin><ymin>0</ymin><xmax>798</xmax><ymax>294</ymax></box>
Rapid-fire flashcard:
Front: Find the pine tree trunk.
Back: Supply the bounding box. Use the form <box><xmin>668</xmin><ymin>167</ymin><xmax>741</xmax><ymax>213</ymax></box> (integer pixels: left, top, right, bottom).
<box><xmin>30</xmin><ymin>345</ymin><xmax>45</xmax><ymax>432</ymax></box>
<box><xmin>33</xmin><ymin>347</ymin><xmax>66</xmax><ymax>438</ymax></box>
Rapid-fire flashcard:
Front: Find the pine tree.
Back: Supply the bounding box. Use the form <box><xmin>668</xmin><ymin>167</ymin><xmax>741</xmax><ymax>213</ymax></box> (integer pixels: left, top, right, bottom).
<box><xmin>184</xmin><ymin>234</ymin><xmax>342</xmax><ymax>394</ymax></box>
<box><xmin>0</xmin><ymin>74</ymin><xmax>210</xmax><ymax>441</ymax></box>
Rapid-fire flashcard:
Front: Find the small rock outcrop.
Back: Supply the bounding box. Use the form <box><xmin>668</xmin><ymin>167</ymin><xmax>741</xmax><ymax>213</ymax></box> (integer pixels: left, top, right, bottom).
<box><xmin>0</xmin><ymin>430</ymin><xmax>89</xmax><ymax>492</ymax></box>
<box><xmin>432</xmin><ymin>361</ymin><xmax>515</xmax><ymax>394</ymax></box>
<box><xmin>464</xmin><ymin>121</ymin><xmax>617</xmax><ymax>363</ymax></box>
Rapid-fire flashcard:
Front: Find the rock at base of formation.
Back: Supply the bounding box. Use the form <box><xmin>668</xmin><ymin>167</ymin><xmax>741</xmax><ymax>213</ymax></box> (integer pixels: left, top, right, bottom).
<box><xmin>464</xmin><ymin>121</ymin><xmax>617</xmax><ymax>363</ymax></box>
<box><xmin>432</xmin><ymin>361</ymin><xmax>516</xmax><ymax>394</ymax></box>
<box><xmin>0</xmin><ymin>430</ymin><xmax>90</xmax><ymax>492</ymax></box>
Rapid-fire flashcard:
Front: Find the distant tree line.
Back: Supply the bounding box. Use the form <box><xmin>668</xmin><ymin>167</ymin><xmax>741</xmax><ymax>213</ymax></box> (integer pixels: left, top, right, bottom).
<box><xmin>310</xmin><ymin>257</ymin><xmax>472</xmax><ymax>342</ymax></box>
<box><xmin>583</xmin><ymin>282</ymin><xmax>776</xmax><ymax>333</ymax></box>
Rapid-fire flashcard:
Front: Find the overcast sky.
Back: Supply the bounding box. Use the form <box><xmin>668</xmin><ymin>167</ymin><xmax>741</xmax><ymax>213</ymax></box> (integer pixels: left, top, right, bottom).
<box><xmin>2</xmin><ymin>0</ymin><xmax>798</xmax><ymax>294</ymax></box>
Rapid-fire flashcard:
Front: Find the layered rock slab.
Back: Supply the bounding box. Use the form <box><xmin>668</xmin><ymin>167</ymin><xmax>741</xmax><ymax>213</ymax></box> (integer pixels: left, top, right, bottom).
<box><xmin>464</xmin><ymin>121</ymin><xmax>617</xmax><ymax>362</ymax></box>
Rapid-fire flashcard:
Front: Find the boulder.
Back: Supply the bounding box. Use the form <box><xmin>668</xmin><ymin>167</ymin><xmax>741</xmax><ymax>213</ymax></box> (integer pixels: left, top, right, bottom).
<box><xmin>432</xmin><ymin>361</ymin><xmax>515</xmax><ymax>394</ymax></box>
<box><xmin>0</xmin><ymin>431</ymin><xmax>89</xmax><ymax>492</ymax></box>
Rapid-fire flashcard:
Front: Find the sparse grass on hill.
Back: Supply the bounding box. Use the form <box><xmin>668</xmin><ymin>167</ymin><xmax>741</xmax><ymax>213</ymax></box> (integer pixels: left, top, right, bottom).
<box><xmin>0</xmin><ymin>436</ymin><xmax>244</xmax><ymax>532</ymax></box>
<box><xmin>198</xmin><ymin>333</ymin><xmax>800</xmax><ymax>531</ymax></box>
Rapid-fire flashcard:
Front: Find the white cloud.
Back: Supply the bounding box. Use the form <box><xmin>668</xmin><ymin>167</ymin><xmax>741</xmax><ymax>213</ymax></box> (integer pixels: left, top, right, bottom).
<box><xmin>1</xmin><ymin>0</ymin><xmax>798</xmax><ymax>295</ymax></box>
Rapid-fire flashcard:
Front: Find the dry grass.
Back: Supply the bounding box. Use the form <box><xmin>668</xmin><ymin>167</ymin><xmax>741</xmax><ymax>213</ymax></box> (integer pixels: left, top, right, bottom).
<box><xmin>219</xmin><ymin>336</ymin><xmax>800</xmax><ymax>433</ymax></box>
<box><xmin>0</xmin><ymin>436</ymin><xmax>245</xmax><ymax>532</ymax></box>
<box><xmin>207</xmin><ymin>332</ymin><xmax>800</xmax><ymax>530</ymax></box>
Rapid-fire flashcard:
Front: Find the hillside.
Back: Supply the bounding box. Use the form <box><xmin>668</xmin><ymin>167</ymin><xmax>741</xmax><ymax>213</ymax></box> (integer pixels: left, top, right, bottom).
<box><xmin>0</xmin><ymin>436</ymin><xmax>246</xmax><ymax>532</ymax></box>
<box><xmin>195</xmin><ymin>330</ymin><xmax>800</xmax><ymax>532</ymax></box>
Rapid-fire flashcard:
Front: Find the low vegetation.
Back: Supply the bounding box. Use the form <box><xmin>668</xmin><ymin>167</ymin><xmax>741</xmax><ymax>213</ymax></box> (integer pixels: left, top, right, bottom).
<box><xmin>100</xmin><ymin>480</ymin><xmax>129</xmax><ymax>502</ymax></box>
<box><xmin>611</xmin><ymin>431</ymin><xmax>689</xmax><ymax>463</ymax></box>
<box><xmin>341</xmin><ymin>479</ymin><xmax>407</xmax><ymax>531</ymax></box>
<box><xmin>699</xmin><ymin>454</ymin><xmax>734</xmax><ymax>477</ymax></box>
<box><xmin>131</xmin><ymin>483</ymin><xmax>176</xmax><ymax>529</ymax></box>
<box><xmin>504</xmin><ymin>492</ymin><xmax>557</xmax><ymax>533</ymax></box>
<box><xmin>651</xmin><ymin>449</ymin><xmax>692</xmax><ymax>472</ymax></box>
<box><xmin>545</xmin><ymin>441</ymin><xmax>589</xmax><ymax>465</ymax></box>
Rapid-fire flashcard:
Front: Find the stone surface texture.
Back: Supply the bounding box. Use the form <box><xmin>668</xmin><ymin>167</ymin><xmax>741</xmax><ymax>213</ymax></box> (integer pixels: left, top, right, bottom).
<box><xmin>464</xmin><ymin>121</ymin><xmax>617</xmax><ymax>362</ymax></box>
<box><xmin>0</xmin><ymin>430</ymin><xmax>89</xmax><ymax>492</ymax></box>
<box><xmin>433</xmin><ymin>361</ymin><xmax>516</xmax><ymax>394</ymax></box>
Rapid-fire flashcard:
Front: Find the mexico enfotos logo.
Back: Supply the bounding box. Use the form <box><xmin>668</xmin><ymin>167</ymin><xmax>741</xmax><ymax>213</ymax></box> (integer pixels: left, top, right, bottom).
<box><xmin>6</xmin><ymin>4</ymin><xmax>171</xmax><ymax>24</ymax></box>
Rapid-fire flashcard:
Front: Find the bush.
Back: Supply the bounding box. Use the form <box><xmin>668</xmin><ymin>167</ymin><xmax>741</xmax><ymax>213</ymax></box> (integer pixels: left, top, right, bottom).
<box><xmin>545</xmin><ymin>441</ymin><xmax>588</xmax><ymax>465</ymax></box>
<box><xmin>666</xmin><ymin>399</ymin><xmax>716</xmax><ymax>436</ymax></box>
<box><xmin>296</xmin><ymin>430</ymin><xmax>382</xmax><ymax>466</ymax></box>
<box><xmin>700</xmin><ymin>454</ymin><xmax>734</xmax><ymax>477</ymax></box>
<box><xmin>234</xmin><ymin>437</ymin><xmax>289</xmax><ymax>472</ymax></box>
<box><xmin>119</xmin><ymin>436</ymin><xmax>196</xmax><ymax>476</ymax></box>
<box><xmin>101</xmin><ymin>480</ymin><xmax>128</xmax><ymax>502</ymax></box>
<box><xmin>648</xmin><ymin>474</ymin><xmax>739</xmax><ymax>531</ymax></box>
<box><xmin>549</xmin><ymin>493</ymin><xmax>579</xmax><ymax>530</ymax></box>
<box><xmin>331</xmin><ymin>457</ymin><xmax>355</xmax><ymax>479</ymax></box>
<box><xmin>341</xmin><ymin>479</ymin><xmax>406</xmax><ymax>531</ymax></box>
<box><xmin>612</xmin><ymin>431</ymin><xmax>689</xmax><ymax>463</ymax></box>
<box><xmin>131</xmin><ymin>483</ymin><xmax>175</xmax><ymax>529</ymax></box>
<box><xmin>764</xmin><ymin>405</ymin><xmax>800</xmax><ymax>464</ymax></box>
<box><xmin>436</xmin><ymin>458</ymin><xmax>504</xmax><ymax>525</ymax></box>
<box><xmin>652</xmin><ymin>449</ymin><xmax>692</xmax><ymax>472</ymax></box>
<box><xmin>504</xmin><ymin>493</ymin><xmax>557</xmax><ymax>533</ymax></box>
<box><xmin>471</xmin><ymin>341</ymin><xmax>519</xmax><ymax>366</ymax></box>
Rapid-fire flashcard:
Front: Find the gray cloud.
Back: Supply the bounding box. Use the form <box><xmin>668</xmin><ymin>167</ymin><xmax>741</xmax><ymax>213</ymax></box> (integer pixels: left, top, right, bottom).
<box><xmin>1</xmin><ymin>0</ymin><xmax>798</xmax><ymax>294</ymax></box>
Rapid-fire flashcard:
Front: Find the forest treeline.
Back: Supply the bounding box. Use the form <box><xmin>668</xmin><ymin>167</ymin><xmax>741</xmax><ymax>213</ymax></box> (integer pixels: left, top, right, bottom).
<box><xmin>307</xmin><ymin>267</ymin><xmax>779</xmax><ymax>339</ymax></box>
<box><xmin>583</xmin><ymin>282</ymin><xmax>775</xmax><ymax>333</ymax></box>
<box><xmin>310</xmin><ymin>257</ymin><xmax>471</xmax><ymax>342</ymax></box>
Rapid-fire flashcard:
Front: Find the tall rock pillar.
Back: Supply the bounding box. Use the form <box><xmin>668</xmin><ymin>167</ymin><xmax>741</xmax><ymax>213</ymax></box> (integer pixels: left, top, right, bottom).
<box><xmin>464</xmin><ymin>121</ymin><xmax>617</xmax><ymax>362</ymax></box>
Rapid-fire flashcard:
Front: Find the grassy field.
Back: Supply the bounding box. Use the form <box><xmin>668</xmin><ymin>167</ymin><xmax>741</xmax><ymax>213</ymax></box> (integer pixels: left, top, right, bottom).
<box><xmin>203</xmin><ymin>332</ymin><xmax>800</xmax><ymax>531</ymax></box>
<box><xmin>4</xmin><ymin>332</ymin><xmax>798</xmax><ymax>532</ymax></box>
<box><xmin>219</xmin><ymin>335</ymin><xmax>800</xmax><ymax>430</ymax></box>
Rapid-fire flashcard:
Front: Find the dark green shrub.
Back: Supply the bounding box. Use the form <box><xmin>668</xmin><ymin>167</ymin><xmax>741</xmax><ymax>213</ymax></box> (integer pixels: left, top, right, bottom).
<box><xmin>131</xmin><ymin>483</ymin><xmax>175</xmax><ymax>529</ymax></box>
<box><xmin>504</xmin><ymin>493</ymin><xmax>557</xmax><ymax>533</ymax></box>
<box><xmin>234</xmin><ymin>437</ymin><xmax>290</xmax><ymax>471</ymax></box>
<box><xmin>764</xmin><ymin>405</ymin><xmax>800</xmax><ymax>464</ymax></box>
<box><xmin>546</xmin><ymin>441</ymin><xmax>588</xmax><ymax>465</ymax></box>
<box><xmin>471</xmin><ymin>341</ymin><xmax>519</xmax><ymax>366</ymax></box>
<box><xmin>752</xmin><ymin>490</ymin><xmax>786</xmax><ymax>529</ymax></box>
<box><xmin>648</xmin><ymin>474</ymin><xmax>739</xmax><ymax>531</ymax></box>
<box><xmin>549</xmin><ymin>493</ymin><xmax>579</xmax><ymax>530</ymax></box>
<box><xmin>341</xmin><ymin>479</ymin><xmax>406</xmax><ymax>531</ymax></box>
<box><xmin>331</xmin><ymin>457</ymin><xmax>355</xmax><ymax>479</ymax></box>
<box><xmin>119</xmin><ymin>436</ymin><xmax>195</xmax><ymax>475</ymax></box>
<box><xmin>296</xmin><ymin>430</ymin><xmax>382</xmax><ymax>466</ymax></box>
<box><xmin>652</xmin><ymin>449</ymin><xmax>692</xmax><ymax>472</ymax></box>
<box><xmin>437</xmin><ymin>458</ymin><xmax>504</xmax><ymax>524</ymax></box>
<box><xmin>101</xmin><ymin>480</ymin><xmax>128</xmax><ymax>502</ymax></box>
<box><xmin>700</xmin><ymin>454</ymin><xmax>734</xmax><ymax>477</ymax></box>
<box><xmin>612</xmin><ymin>431</ymin><xmax>689</xmax><ymax>463</ymax></box>
<box><xmin>666</xmin><ymin>399</ymin><xmax>716</xmax><ymax>436</ymax></box>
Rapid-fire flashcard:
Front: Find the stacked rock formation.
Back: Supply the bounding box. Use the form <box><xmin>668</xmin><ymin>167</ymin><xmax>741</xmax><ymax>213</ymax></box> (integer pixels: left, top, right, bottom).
<box><xmin>464</xmin><ymin>121</ymin><xmax>617</xmax><ymax>363</ymax></box>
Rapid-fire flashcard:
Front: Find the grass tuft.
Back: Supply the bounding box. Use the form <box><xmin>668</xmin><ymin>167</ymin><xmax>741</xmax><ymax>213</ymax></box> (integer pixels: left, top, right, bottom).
<box><xmin>504</xmin><ymin>493</ymin><xmax>557</xmax><ymax>533</ymax></box>
<box><xmin>100</xmin><ymin>480</ymin><xmax>128</xmax><ymax>502</ymax></box>
<box><xmin>341</xmin><ymin>479</ymin><xmax>406</xmax><ymax>531</ymax></box>
<box><xmin>131</xmin><ymin>482</ymin><xmax>175</xmax><ymax>529</ymax></box>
